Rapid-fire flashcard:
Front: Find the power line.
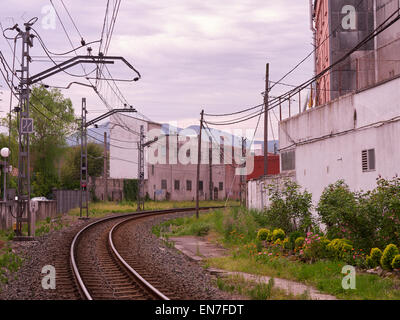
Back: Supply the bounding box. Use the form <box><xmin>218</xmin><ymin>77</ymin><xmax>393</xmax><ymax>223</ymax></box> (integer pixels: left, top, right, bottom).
<box><xmin>203</xmin><ymin>9</ymin><xmax>400</xmax><ymax>123</ymax></box>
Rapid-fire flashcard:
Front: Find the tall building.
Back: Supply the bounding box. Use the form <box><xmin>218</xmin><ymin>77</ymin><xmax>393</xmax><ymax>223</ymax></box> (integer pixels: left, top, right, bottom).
<box><xmin>275</xmin><ymin>0</ymin><xmax>400</xmax><ymax>209</ymax></box>
<box><xmin>314</xmin><ymin>0</ymin><xmax>400</xmax><ymax>105</ymax></box>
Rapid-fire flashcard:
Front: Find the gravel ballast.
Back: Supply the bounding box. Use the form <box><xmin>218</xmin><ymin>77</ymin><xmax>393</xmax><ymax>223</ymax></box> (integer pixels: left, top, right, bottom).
<box><xmin>0</xmin><ymin>211</ymin><xmax>241</xmax><ymax>300</ymax></box>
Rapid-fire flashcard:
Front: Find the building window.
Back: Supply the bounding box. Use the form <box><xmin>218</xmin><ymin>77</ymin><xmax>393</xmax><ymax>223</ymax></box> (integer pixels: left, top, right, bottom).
<box><xmin>152</xmin><ymin>165</ymin><xmax>154</xmax><ymax>175</ymax></box>
<box><xmin>281</xmin><ymin>150</ymin><xmax>295</xmax><ymax>171</ymax></box>
<box><xmin>186</xmin><ymin>180</ymin><xmax>192</xmax><ymax>191</ymax></box>
<box><xmin>186</xmin><ymin>149</ymin><xmax>191</xmax><ymax>157</ymax></box>
<box><xmin>199</xmin><ymin>181</ymin><xmax>203</xmax><ymax>191</ymax></box>
<box><xmin>161</xmin><ymin>180</ymin><xmax>167</xmax><ymax>190</ymax></box>
<box><xmin>174</xmin><ymin>180</ymin><xmax>180</xmax><ymax>191</ymax></box>
<box><xmin>219</xmin><ymin>182</ymin><xmax>223</xmax><ymax>191</ymax></box>
<box><xmin>362</xmin><ymin>149</ymin><xmax>376</xmax><ymax>172</ymax></box>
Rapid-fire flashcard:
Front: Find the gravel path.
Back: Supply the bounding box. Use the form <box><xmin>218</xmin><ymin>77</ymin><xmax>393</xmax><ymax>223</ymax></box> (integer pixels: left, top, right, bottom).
<box><xmin>0</xmin><ymin>211</ymin><xmax>241</xmax><ymax>300</ymax></box>
<box><xmin>115</xmin><ymin>211</ymin><xmax>242</xmax><ymax>300</ymax></box>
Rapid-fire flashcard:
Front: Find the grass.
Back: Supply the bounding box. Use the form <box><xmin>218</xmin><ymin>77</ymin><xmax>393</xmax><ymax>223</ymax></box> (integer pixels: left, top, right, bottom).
<box><xmin>216</xmin><ymin>274</ymin><xmax>310</xmax><ymax>300</ymax></box>
<box><xmin>206</xmin><ymin>255</ymin><xmax>400</xmax><ymax>300</ymax></box>
<box><xmin>68</xmin><ymin>200</ymin><xmax>238</xmax><ymax>219</ymax></box>
<box><xmin>153</xmin><ymin>206</ymin><xmax>400</xmax><ymax>300</ymax></box>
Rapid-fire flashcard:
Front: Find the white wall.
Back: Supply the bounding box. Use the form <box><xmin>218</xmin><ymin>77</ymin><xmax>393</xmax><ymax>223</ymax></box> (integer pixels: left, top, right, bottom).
<box><xmin>247</xmin><ymin>172</ymin><xmax>295</xmax><ymax>211</ymax></box>
<box><xmin>109</xmin><ymin>115</ymin><xmax>148</xmax><ymax>179</ymax></box>
<box><xmin>279</xmin><ymin>76</ymin><xmax>400</xmax><ymax>205</ymax></box>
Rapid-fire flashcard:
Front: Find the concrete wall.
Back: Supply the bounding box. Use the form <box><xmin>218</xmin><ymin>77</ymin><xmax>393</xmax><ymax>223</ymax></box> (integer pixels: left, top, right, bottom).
<box><xmin>247</xmin><ymin>172</ymin><xmax>296</xmax><ymax>211</ymax></box>
<box><xmin>0</xmin><ymin>201</ymin><xmax>58</xmax><ymax>231</ymax></box>
<box><xmin>279</xmin><ymin>75</ymin><xmax>400</xmax><ymax>206</ymax></box>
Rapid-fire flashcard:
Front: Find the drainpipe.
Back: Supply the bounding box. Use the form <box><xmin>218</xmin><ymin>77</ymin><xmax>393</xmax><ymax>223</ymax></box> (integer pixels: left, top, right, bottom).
<box><xmin>373</xmin><ymin>0</ymin><xmax>378</xmax><ymax>84</ymax></box>
<box><xmin>260</xmin><ymin>181</ymin><xmax>265</xmax><ymax>211</ymax></box>
<box><xmin>310</xmin><ymin>0</ymin><xmax>317</xmax><ymax>105</ymax></box>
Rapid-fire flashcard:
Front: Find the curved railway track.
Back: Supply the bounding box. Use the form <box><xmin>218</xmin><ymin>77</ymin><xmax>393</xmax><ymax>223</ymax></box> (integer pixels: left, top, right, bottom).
<box><xmin>70</xmin><ymin>207</ymin><xmax>219</xmax><ymax>300</ymax></box>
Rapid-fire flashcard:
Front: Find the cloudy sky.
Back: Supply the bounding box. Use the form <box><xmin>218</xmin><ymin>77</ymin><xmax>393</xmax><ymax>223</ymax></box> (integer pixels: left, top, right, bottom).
<box><xmin>0</xmin><ymin>0</ymin><xmax>314</xmax><ymax>141</ymax></box>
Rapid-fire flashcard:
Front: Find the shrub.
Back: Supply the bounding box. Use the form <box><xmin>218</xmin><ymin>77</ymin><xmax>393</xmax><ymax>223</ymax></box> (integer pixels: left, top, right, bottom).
<box><xmin>272</xmin><ymin>229</ymin><xmax>285</xmax><ymax>241</ymax></box>
<box><xmin>368</xmin><ymin>248</ymin><xmax>383</xmax><ymax>268</ymax></box>
<box><xmin>257</xmin><ymin>228</ymin><xmax>270</xmax><ymax>241</ymax></box>
<box><xmin>295</xmin><ymin>237</ymin><xmax>305</xmax><ymax>249</ymax></box>
<box><xmin>274</xmin><ymin>239</ymin><xmax>282</xmax><ymax>246</ymax></box>
<box><xmin>300</xmin><ymin>232</ymin><xmax>330</xmax><ymax>262</ymax></box>
<box><xmin>282</xmin><ymin>238</ymin><xmax>291</xmax><ymax>250</ymax></box>
<box><xmin>317</xmin><ymin>180</ymin><xmax>375</xmax><ymax>250</ymax></box>
<box><xmin>264</xmin><ymin>180</ymin><xmax>314</xmax><ymax>234</ymax></box>
<box><xmin>327</xmin><ymin>239</ymin><xmax>353</xmax><ymax>260</ymax></box>
<box><xmin>289</xmin><ymin>231</ymin><xmax>305</xmax><ymax>250</ymax></box>
<box><xmin>381</xmin><ymin>244</ymin><xmax>399</xmax><ymax>270</ymax></box>
<box><xmin>392</xmin><ymin>255</ymin><xmax>400</xmax><ymax>270</ymax></box>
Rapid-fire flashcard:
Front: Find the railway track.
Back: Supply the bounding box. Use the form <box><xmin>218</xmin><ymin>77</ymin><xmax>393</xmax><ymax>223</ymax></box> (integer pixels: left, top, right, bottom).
<box><xmin>70</xmin><ymin>207</ymin><xmax>220</xmax><ymax>300</ymax></box>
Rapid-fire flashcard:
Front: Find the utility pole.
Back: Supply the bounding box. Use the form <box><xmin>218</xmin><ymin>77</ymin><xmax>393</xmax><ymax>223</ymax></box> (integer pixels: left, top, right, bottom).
<box><xmin>104</xmin><ymin>131</ymin><xmax>108</xmax><ymax>201</ymax></box>
<box><xmin>15</xmin><ymin>19</ymin><xmax>36</xmax><ymax>240</ymax></box>
<box><xmin>137</xmin><ymin>125</ymin><xmax>145</xmax><ymax>211</ymax></box>
<box><xmin>240</xmin><ymin>137</ymin><xmax>246</xmax><ymax>207</ymax></box>
<box><xmin>209</xmin><ymin>136</ymin><xmax>212</xmax><ymax>200</ymax></box>
<box><xmin>196</xmin><ymin>110</ymin><xmax>204</xmax><ymax>219</ymax></box>
<box><xmin>80</xmin><ymin>98</ymin><xmax>89</xmax><ymax>219</ymax></box>
<box><xmin>264</xmin><ymin>63</ymin><xmax>269</xmax><ymax>177</ymax></box>
<box><xmin>6</xmin><ymin>18</ymin><xmax>141</xmax><ymax>236</ymax></box>
<box><xmin>137</xmin><ymin>126</ymin><xmax>158</xmax><ymax>211</ymax></box>
<box><xmin>80</xmin><ymin>106</ymin><xmax>137</xmax><ymax>217</ymax></box>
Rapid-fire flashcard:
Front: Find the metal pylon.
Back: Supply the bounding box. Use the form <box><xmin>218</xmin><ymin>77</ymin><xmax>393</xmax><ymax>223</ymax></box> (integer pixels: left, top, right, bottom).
<box><xmin>15</xmin><ymin>22</ymin><xmax>34</xmax><ymax>240</ymax></box>
<box><xmin>80</xmin><ymin>98</ymin><xmax>89</xmax><ymax>219</ymax></box>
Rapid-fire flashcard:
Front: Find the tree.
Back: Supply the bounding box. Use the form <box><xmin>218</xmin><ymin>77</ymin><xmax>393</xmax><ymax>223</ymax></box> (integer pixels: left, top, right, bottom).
<box><xmin>2</xmin><ymin>85</ymin><xmax>77</xmax><ymax>197</ymax></box>
<box><xmin>60</xmin><ymin>143</ymin><xmax>104</xmax><ymax>190</ymax></box>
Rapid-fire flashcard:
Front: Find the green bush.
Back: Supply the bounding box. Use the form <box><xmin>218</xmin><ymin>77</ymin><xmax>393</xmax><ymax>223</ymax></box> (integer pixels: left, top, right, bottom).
<box><xmin>257</xmin><ymin>228</ymin><xmax>270</xmax><ymax>241</ymax></box>
<box><xmin>274</xmin><ymin>239</ymin><xmax>283</xmax><ymax>246</ymax></box>
<box><xmin>264</xmin><ymin>181</ymin><xmax>314</xmax><ymax>233</ymax></box>
<box><xmin>289</xmin><ymin>231</ymin><xmax>305</xmax><ymax>250</ymax></box>
<box><xmin>320</xmin><ymin>239</ymin><xmax>331</xmax><ymax>258</ymax></box>
<box><xmin>327</xmin><ymin>239</ymin><xmax>353</xmax><ymax>260</ymax></box>
<box><xmin>316</xmin><ymin>180</ymin><xmax>375</xmax><ymax>250</ymax></box>
<box><xmin>295</xmin><ymin>237</ymin><xmax>305</xmax><ymax>249</ymax></box>
<box><xmin>369</xmin><ymin>248</ymin><xmax>383</xmax><ymax>268</ymax></box>
<box><xmin>381</xmin><ymin>244</ymin><xmax>399</xmax><ymax>270</ymax></box>
<box><xmin>272</xmin><ymin>229</ymin><xmax>285</xmax><ymax>241</ymax></box>
<box><xmin>391</xmin><ymin>255</ymin><xmax>400</xmax><ymax>270</ymax></box>
<box><xmin>282</xmin><ymin>238</ymin><xmax>291</xmax><ymax>250</ymax></box>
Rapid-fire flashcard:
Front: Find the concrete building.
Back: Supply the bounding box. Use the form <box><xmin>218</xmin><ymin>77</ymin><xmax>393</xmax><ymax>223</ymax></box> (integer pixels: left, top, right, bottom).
<box><xmin>248</xmin><ymin>0</ymin><xmax>400</xmax><ymax>211</ymax></box>
<box><xmin>107</xmin><ymin>114</ymin><xmax>243</xmax><ymax>201</ymax></box>
<box><xmin>246</xmin><ymin>154</ymin><xmax>280</xmax><ymax>181</ymax></box>
<box><xmin>278</xmin><ymin>0</ymin><xmax>400</xmax><ymax>206</ymax></box>
<box><xmin>313</xmin><ymin>0</ymin><xmax>400</xmax><ymax>105</ymax></box>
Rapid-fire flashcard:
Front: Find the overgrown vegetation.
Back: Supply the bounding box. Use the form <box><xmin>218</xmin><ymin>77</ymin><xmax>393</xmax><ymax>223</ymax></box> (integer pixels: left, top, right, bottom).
<box><xmin>153</xmin><ymin>177</ymin><xmax>400</xmax><ymax>300</ymax></box>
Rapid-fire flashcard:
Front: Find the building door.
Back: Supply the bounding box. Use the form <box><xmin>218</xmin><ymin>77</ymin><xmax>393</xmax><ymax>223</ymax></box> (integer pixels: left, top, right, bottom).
<box><xmin>214</xmin><ymin>187</ymin><xmax>218</xmax><ymax>200</ymax></box>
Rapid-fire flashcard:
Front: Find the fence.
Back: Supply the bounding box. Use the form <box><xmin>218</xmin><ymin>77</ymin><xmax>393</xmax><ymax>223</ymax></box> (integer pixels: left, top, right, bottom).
<box><xmin>53</xmin><ymin>189</ymin><xmax>83</xmax><ymax>214</ymax></box>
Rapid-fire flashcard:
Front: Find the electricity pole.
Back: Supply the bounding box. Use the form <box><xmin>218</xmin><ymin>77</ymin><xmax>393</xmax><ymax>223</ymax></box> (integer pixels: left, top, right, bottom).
<box><xmin>209</xmin><ymin>137</ymin><xmax>212</xmax><ymax>200</ymax></box>
<box><xmin>264</xmin><ymin>63</ymin><xmax>269</xmax><ymax>177</ymax></box>
<box><xmin>137</xmin><ymin>126</ymin><xmax>158</xmax><ymax>211</ymax></box>
<box><xmin>15</xmin><ymin>19</ymin><xmax>36</xmax><ymax>240</ymax></box>
<box><xmin>80</xmin><ymin>106</ymin><xmax>137</xmax><ymax>218</ymax></box>
<box><xmin>240</xmin><ymin>137</ymin><xmax>246</xmax><ymax>207</ymax></box>
<box><xmin>104</xmin><ymin>131</ymin><xmax>108</xmax><ymax>201</ymax></box>
<box><xmin>80</xmin><ymin>98</ymin><xmax>89</xmax><ymax>219</ymax></box>
<box><xmin>196</xmin><ymin>110</ymin><xmax>204</xmax><ymax>219</ymax></box>
<box><xmin>137</xmin><ymin>125</ymin><xmax>145</xmax><ymax>211</ymax></box>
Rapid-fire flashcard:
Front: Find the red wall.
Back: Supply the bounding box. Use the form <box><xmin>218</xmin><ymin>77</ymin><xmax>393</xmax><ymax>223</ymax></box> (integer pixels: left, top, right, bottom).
<box><xmin>247</xmin><ymin>154</ymin><xmax>280</xmax><ymax>181</ymax></box>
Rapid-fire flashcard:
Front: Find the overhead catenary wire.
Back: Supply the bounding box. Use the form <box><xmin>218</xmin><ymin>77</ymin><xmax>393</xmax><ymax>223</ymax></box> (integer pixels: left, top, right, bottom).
<box><xmin>203</xmin><ymin>8</ymin><xmax>400</xmax><ymax>124</ymax></box>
